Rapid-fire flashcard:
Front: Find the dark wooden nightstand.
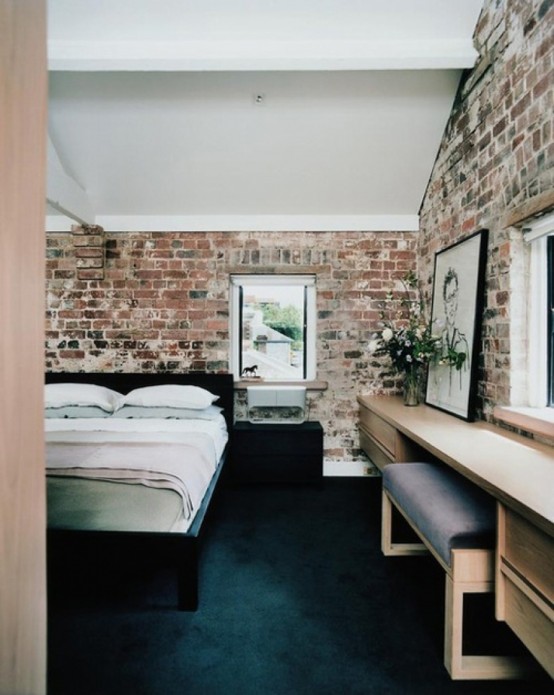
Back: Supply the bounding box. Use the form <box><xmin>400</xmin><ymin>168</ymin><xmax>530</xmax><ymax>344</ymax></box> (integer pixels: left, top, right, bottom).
<box><xmin>231</xmin><ymin>421</ymin><xmax>323</xmax><ymax>483</ymax></box>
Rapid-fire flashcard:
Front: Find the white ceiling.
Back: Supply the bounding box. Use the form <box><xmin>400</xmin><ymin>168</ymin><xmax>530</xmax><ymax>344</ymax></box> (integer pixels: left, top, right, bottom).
<box><xmin>46</xmin><ymin>0</ymin><xmax>484</xmax><ymax>232</ymax></box>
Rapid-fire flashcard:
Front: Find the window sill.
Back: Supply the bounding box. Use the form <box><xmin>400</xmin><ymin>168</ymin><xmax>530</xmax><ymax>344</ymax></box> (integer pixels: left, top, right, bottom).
<box><xmin>493</xmin><ymin>406</ymin><xmax>554</xmax><ymax>442</ymax></box>
<box><xmin>234</xmin><ymin>380</ymin><xmax>328</xmax><ymax>391</ymax></box>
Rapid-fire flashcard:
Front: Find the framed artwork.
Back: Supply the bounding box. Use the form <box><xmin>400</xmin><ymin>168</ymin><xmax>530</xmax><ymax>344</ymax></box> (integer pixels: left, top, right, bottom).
<box><xmin>425</xmin><ymin>229</ymin><xmax>488</xmax><ymax>421</ymax></box>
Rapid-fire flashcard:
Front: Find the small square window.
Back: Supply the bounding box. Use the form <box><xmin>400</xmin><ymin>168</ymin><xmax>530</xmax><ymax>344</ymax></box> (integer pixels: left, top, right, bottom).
<box><xmin>230</xmin><ymin>275</ymin><xmax>316</xmax><ymax>381</ymax></box>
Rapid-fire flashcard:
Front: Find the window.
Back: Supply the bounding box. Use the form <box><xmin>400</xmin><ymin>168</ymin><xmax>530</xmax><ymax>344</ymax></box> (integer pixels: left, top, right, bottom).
<box><xmin>546</xmin><ymin>236</ymin><xmax>554</xmax><ymax>406</ymax></box>
<box><xmin>524</xmin><ymin>212</ymin><xmax>554</xmax><ymax>407</ymax></box>
<box><xmin>230</xmin><ymin>275</ymin><xmax>316</xmax><ymax>381</ymax></box>
<box><xmin>494</xmin><ymin>215</ymin><xmax>554</xmax><ymax>436</ymax></box>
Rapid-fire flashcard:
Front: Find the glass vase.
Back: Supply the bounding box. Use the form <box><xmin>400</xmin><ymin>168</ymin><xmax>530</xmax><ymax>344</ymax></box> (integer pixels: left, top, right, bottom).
<box><xmin>403</xmin><ymin>369</ymin><xmax>421</xmax><ymax>406</ymax></box>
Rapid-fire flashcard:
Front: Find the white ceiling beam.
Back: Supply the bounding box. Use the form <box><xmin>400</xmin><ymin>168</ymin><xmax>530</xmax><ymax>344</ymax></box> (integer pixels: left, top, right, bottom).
<box><xmin>48</xmin><ymin>39</ymin><xmax>478</xmax><ymax>72</ymax></box>
<box><xmin>46</xmin><ymin>137</ymin><xmax>95</xmax><ymax>225</ymax></box>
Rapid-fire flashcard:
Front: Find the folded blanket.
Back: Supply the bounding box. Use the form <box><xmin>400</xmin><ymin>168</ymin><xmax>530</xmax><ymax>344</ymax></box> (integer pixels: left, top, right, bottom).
<box><xmin>47</xmin><ymin>438</ymin><xmax>213</xmax><ymax>522</ymax></box>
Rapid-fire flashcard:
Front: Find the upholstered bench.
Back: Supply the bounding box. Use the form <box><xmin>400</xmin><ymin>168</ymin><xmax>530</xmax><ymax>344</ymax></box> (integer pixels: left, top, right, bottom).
<box><xmin>381</xmin><ymin>463</ymin><xmax>530</xmax><ymax>680</ymax></box>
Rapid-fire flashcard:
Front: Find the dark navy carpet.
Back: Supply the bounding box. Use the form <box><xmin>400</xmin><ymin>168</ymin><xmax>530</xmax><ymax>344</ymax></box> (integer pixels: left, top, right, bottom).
<box><xmin>47</xmin><ymin>478</ymin><xmax>549</xmax><ymax>694</ymax></box>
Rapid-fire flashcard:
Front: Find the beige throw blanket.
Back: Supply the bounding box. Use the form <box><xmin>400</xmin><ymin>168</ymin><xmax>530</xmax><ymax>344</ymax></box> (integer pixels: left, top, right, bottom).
<box><xmin>47</xmin><ymin>438</ymin><xmax>213</xmax><ymax>522</ymax></box>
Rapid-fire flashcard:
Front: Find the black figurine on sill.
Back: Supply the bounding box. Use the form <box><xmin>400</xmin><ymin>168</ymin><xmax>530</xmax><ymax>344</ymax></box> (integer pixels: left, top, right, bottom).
<box><xmin>241</xmin><ymin>365</ymin><xmax>258</xmax><ymax>377</ymax></box>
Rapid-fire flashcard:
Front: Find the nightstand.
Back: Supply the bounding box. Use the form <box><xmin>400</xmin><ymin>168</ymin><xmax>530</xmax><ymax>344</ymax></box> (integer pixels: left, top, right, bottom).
<box><xmin>231</xmin><ymin>421</ymin><xmax>323</xmax><ymax>483</ymax></box>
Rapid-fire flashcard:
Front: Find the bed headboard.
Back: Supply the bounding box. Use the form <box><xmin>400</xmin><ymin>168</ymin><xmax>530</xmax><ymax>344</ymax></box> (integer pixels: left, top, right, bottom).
<box><xmin>45</xmin><ymin>372</ymin><xmax>235</xmax><ymax>430</ymax></box>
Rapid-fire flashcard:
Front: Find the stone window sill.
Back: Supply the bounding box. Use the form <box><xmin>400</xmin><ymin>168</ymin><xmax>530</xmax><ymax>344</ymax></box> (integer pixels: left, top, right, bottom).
<box><xmin>493</xmin><ymin>406</ymin><xmax>554</xmax><ymax>443</ymax></box>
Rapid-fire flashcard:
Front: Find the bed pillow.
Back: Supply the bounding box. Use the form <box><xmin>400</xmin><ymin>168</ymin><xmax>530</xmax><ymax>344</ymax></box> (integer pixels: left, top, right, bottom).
<box><xmin>45</xmin><ymin>405</ymin><xmax>112</xmax><ymax>418</ymax></box>
<box><xmin>122</xmin><ymin>384</ymin><xmax>219</xmax><ymax>410</ymax></box>
<box><xmin>44</xmin><ymin>383</ymin><xmax>124</xmax><ymax>413</ymax></box>
<box><xmin>111</xmin><ymin>405</ymin><xmax>224</xmax><ymax>420</ymax></box>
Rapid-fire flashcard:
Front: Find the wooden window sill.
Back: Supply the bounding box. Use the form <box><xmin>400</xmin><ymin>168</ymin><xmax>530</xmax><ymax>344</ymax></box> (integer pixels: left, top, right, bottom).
<box><xmin>493</xmin><ymin>406</ymin><xmax>554</xmax><ymax>443</ymax></box>
<box><xmin>234</xmin><ymin>380</ymin><xmax>328</xmax><ymax>391</ymax></box>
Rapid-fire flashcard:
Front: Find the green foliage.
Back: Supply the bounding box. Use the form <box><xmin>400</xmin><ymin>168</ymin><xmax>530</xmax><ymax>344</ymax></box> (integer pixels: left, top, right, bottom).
<box><xmin>368</xmin><ymin>271</ymin><xmax>468</xmax><ymax>376</ymax></box>
<box><xmin>440</xmin><ymin>346</ymin><xmax>467</xmax><ymax>371</ymax></box>
<box><xmin>262</xmin><ymin>303</ymin><xmax>303</xmax><ymax>342</ymax></box>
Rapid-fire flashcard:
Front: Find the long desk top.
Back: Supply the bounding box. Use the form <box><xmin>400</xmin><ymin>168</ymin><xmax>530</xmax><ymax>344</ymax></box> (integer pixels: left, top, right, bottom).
<box><xmin>357</xmin><ymin>395</ymin><xmax>554</xmax><ymax>538</ymax></box>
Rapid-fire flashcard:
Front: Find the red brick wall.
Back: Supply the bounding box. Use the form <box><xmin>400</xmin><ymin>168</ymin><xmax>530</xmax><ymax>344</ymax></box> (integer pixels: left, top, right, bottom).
<box><xmin>46</xmin><ymin>230</ymin><xmax>417</xmax><ymax>464</ymax></box>
<box><xmin>419</xmin><ymin>0</ymin><xmax>554</xmax><ymax>420</ymax></box>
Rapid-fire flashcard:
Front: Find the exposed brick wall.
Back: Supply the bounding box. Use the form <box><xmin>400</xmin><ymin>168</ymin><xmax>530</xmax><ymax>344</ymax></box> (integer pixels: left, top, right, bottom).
<box><xmin>72</xmin><ymin>224</ymin><xmax>105</xmax><ymax>280</ymax></box>
<box><xmin>46</xmin><ymin>230</ymin><xmax>417</xmax><ymax>464</ymax></box>
<box><xmin>419</xmin><ymin>0</ymin><xmax>554</xmax><ymax>421</ymax></box>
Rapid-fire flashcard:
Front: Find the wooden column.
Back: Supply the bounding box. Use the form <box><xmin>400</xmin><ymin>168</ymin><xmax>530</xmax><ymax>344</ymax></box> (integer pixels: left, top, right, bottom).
<box><xmin>0</xmin><ymin>1</ymin><xmax>47</xmax><ymax>693</ymax></box>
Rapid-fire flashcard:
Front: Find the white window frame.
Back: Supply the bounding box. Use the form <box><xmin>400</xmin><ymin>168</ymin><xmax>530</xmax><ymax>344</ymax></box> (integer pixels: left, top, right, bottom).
<box><xmin>524</xmin><ymin>213</ymin><xmax>554</xmax><ymax>407</ymax></box>
<box><xmin>230</xmin><ymin>274</ymin><xmax>317</xmax><ymax>381</ymax></box>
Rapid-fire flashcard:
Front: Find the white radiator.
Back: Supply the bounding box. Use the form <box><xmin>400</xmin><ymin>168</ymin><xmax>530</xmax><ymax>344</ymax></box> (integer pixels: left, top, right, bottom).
<box><xmin>246</xmin><ymin>385</ymin><xmax>306</xmax><ymax>424</ymax></box>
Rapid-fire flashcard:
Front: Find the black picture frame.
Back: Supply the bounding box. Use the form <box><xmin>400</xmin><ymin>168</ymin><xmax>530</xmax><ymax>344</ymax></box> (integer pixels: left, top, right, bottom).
<box><xmin>425</xmin><ymin>229</ymin><xmax>488</xmax><ymax>421</ymax></box>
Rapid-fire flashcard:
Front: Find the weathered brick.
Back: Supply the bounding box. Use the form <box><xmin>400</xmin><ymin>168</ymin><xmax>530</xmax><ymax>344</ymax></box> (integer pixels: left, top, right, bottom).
<box><xmin>419</xmin><ymin>0</ymin><xmax>553</xmax><ymax>425</ymax></box>
<box><xmin>73</xmin><ymin>235</ymin><xmax>104</xmax><ymax>247</ymax></box>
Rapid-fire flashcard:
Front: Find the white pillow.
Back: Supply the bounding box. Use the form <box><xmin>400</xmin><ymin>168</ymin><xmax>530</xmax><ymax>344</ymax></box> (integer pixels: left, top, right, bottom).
<box><xmin>44</xmin><ymin>383</ymin><xmax>124</xmax><ymax>413</ymax></box>
<box><xmin>122</xmin><ymin>384</ymin><xmax>219</xmax><ymax>410</ymax></box>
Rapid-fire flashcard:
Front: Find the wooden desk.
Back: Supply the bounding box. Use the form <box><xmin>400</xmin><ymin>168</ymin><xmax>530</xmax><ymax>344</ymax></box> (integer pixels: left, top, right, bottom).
<box><xmin>358</xmin><ymin>395</ymin><xmax>554</xmax><ymax>678</ymax></box>
<box><xmin>358</xmin><ymin>395</ymin><xmax>553</xmax><ymax>535</ymax></box>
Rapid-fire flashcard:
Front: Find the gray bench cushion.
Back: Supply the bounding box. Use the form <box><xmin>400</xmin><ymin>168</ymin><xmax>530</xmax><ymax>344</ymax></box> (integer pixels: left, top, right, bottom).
<box><xmin>383</xmin><ymin>463</ymin><xmax>495</xmax><ymax>567</ymax></box>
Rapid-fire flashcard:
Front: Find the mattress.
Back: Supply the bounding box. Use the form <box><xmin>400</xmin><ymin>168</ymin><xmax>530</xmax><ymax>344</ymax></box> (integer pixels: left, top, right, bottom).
<box><xmin>46</xmin><ymin>416</ymin><xmax>228</xmax><ymax>533</ymax></box>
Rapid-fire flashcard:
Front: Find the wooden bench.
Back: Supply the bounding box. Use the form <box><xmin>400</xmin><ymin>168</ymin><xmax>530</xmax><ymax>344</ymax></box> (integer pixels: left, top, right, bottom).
<box><xmin>381</xmin><ymin>462</ymin><xmax>533</xmax><ymax>680</ymax></box>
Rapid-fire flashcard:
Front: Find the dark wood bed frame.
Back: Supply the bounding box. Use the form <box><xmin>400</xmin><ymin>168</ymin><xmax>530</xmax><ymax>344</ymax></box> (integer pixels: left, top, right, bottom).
<box><xmin>45</xmin><ymin>371</ymin><xmax>234</xmax><ymax>611</ymax></box>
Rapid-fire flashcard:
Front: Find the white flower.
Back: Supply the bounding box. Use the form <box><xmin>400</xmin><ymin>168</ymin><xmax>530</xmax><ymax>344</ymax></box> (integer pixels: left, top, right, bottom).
<box><xmin>367</xmin><ymin>339</ymin><xmax>380</xmax><ymax>354</ymax></box>
<box><xmin>382</xmin><ymin>328</ymin><xmax>393</xmax><ymax>342</ymax></box>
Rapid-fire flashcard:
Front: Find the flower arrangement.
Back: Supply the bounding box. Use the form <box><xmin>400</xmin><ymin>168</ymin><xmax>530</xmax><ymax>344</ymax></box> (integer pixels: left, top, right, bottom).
<box><xmin>368</xmin><ymin>270</ymin><xmax>463</xmax><ymax>404</ymax></box>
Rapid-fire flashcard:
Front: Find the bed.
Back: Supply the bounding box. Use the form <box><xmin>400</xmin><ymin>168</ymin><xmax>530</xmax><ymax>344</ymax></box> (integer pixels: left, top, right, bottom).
<box><xmin>45</xmin><ymin>372</ymin><xmax>234</xmax><ymax>610</ymax></box>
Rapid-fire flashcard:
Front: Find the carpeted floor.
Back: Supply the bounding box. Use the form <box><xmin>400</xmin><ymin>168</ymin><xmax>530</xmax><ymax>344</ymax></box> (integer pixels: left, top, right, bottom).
<box><xmin>47</xmin><ymin>478</ymin><xmax>550</xmax><ymax>694</ymax></box>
